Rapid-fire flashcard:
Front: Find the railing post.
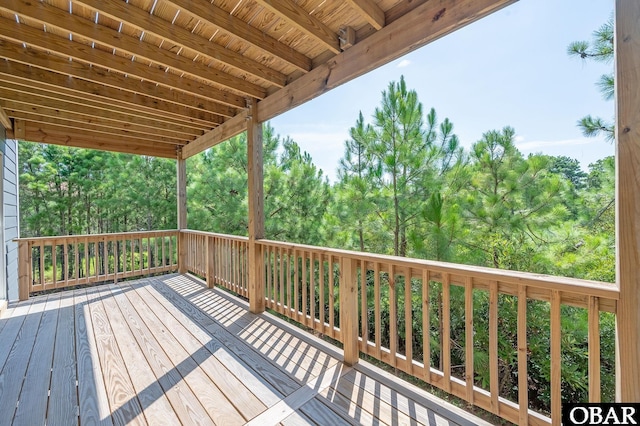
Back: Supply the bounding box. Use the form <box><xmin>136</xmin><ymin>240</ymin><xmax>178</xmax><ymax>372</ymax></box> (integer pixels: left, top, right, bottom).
<box><xmin>18</xmin><ymin>240</ymin><xmax>30</xmax><ymax>301</ymax></box>
<box><xmin>247</xmin><ymin>99</ymin><xmax>265</xmax><ymax>314</ymax></box>
<box><xmin>177</xmin><ymin>149</ymin><xmax>187</xmax><ymax>274</ymax></box>
<box><xmin>340</xmin><ymin>257</ymin><xmax>359</xmax><ymax>366</ymax></box>
<box><xmin>614</xmin><ymin>0</ymin><xmax>640</xmax><ymax>402</ymax></box>
<box><xmin>206</xmin><ymin>235</ymin><xmax>215</xmax><ymax>289</ymax></box>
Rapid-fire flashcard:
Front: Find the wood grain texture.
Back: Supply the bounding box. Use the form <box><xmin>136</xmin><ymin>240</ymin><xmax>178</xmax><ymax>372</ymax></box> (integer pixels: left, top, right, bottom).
<box><xmin>0</xmin><ymin>294</ymin><xmax>46</xmax><ymax>421</ymax></box>
<box><xmin>165</xmin><ymin>0</ymin><xmax>311</xmax><ymax>71</ymax></box>
<box><xmin>67</xmin><ymin>0</ymin><xmax>286</xmax><ymax>87</ymax></box>
<box><xmin>47</xmin><ymin>292</ymin><xmax>80</xmax><ymax>425</ymax></box>
<box><xmin>87</xmin><ymin>286</ymin><xmax>146</xmax><ymax>425</ymax></box>
<box><xmin>614</xmin><ymin>0</ymin><xmax>640</xmax><ymax>402</ymax></box>
<box><xmin>107</xmin><ymin>284</ymin><xmax>216</xmax><ymax>426</ymax></box>
<box><xmin>13</xmin><ymin>294</ymin><xmax>61</xmax><ymax>425</ymax></box>
<box><xmin>247</xmin><ymin>99</ymin><xmax>265</xmax><ymax>314</ymax></box>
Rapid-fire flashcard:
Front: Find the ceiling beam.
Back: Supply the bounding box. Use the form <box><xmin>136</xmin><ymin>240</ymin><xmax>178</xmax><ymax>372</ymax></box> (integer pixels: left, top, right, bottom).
<box><xmin>345</xmin><ymin>0</ymin><xmax>385</xmax><ymax>30</ymax></box>
<box><xmin>1</xmin><ymin>0</ymin><xmax>268</xmax><ymax>98</ymax></box>
<box><xmin>164</xmin><ymin>0</ymin><xmax>311</xmax><ymax>72</ymax></box>
<box><xmin>0</xmin><ymin>90</ymin><xmax>200</xmax><ymax>139</ymax></box>
<box><xmin>6</xmin><ymin>110</ymin><xmax>185</xmax><ymax>144</ymax></box>
<box><xmin>0</xmin><ymin>72</ymin><xmax>217</xmax><ymax>131</ymax></box>
<box><xmin>184</xmin><ymin>0</ymin><xmax>515</xmax><ymax>157</ymax></box>
<box><xmin>0</xmin><ymin>19</ymin><xmax>247</xmax><ymax>109</ymax></box>
<box><xmin>253</xmin><ymin>0</ymin><xmax>340</xmax><ymax>54</ymax></box>
<box><xmin>70</xmin><ymin>0</ymin><xmax>286</xmax><ymax>87</ymax></box>
<box><xmin>182</xmin><ymin>111</ymin><xmax>248</xmax><ymax>158</ymax></box>
<box><xmin>8</xmin><ymin>121</ymin><xmax>179</xmax><ymax>158</ymax></box>
<box><xmin>0</xmin><ymin>43</ymin><xmax>237</xmax><ymax>118</ymax></box>
<box><xmin>0</xmin><ymin>107</ymin><xmax>11</xmax><ymax>130</ymax></box>
<box><xmin>258</xmin><ymin>0</ymin><xmax>515</xmax><ymax>122</ymax></box>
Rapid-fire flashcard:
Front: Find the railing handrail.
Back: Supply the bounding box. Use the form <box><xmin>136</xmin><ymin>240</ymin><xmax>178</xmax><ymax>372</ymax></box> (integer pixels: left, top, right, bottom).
<box><xmin>255</xmin><ymin>238</ymin><xmax>619</xmax><ymax>302</ymax></box>
<box><xmin>181</xmin><ymin>229</ymin><xmax>249</xmax><ymax>242</ymax></box>
<box><xmin>15</xmin><ymin>229</ymin><xmax>179</xmax><ymax>243</ymax></box>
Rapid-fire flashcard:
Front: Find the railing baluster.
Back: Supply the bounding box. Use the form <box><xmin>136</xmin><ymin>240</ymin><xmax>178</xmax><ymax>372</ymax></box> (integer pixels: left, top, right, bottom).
<box><xmin>374</xmin><ymin>262</ymin><xmax>381</xmax><ymax>360</ymax></box>
<box><xmin>389</xmin><ymin>263</ymin><xmax>397</xmax><ymax>368</ymax></box>
<box><xmin>422</xmin><ymin>269</ymin><xmax>430</xmax><ymax>383</ymax></box>
<box><xmin>39</xmin><ymin>243</ymin><xmax>45</xmax><ymax>287</ymax></box>
<box><xmin>404</xmin><ymin>268</ymin><xmax>412</xmax><ymax>374</ymax></box>
<box><xmin>442</xmin><ymin>272</ymin><xmax>451</xmax><ymax>393</ymax></box>
<box><xmin>465</xmin><ymin>276</ymin><xmax>474</xmax><ymax>404</ymax></box>
<box><xmin>310</xmin><ymin>252</ymin><xmax>316</xmax><ymax>330</ymax></box>
<box><xmin>294</xmin><ymin>249</ymin><xmax>300</xmax><ymax>322</ymax></box>
<box><xmin>302</xmin><ymin>250</ymin><xmax>308</xmax><ymax>326</ymax></box>
<box><xmin>489</xmin><ymin>280</ymin><xmax>499</xmax><ymax>414</ymax></box>
<box><xmin>360</xmin><ymin>259</ymin><xmax>368</xmax><ymax>351</ymax></box>
<box><xmin>551</xmin><ymin>290</ymin><xmax>562</xmax><ymax>426</ymax></box>
<box><xmin>52</xmin><ymin>239</ymin><xmax>57</xmax><ymax>289</ymax></box>
<box><xmin>319</xmin><ymin>253</ymin><xmax>325</xmax><ymax>330</ymax></box>
<box><xmin>518</xmin><ymin>286</ymin><xmax>528</xmax><ymax>425</ymax></box>
<box><xmin>279</xmin><ymin>247</ymin><xmax>285</xmax><ymax>315</ymax></box>
<box><xmin>589</xmin><ymin>296</ymin><xmax>601</xmax><ymax>402</ymax></box>
<box><xmin>329</xmin><ymin>254</ymin><xmax>335</xmax><ymax>339</ymax></box>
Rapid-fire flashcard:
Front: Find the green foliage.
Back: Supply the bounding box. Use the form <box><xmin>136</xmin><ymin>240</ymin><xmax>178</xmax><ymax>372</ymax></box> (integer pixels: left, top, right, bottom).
<box><xmin>568</xmin><ymin>15</ymin><xmax>614</xmax><ymax>140</ymax></box>
<box><xmin>19</xmin><ymin>143</ymin><xmax>176</xmax><ymax>237</ymax></box>
<box><xmin>20</xmin><ymin>77</ymin><xmax>616</xmax><ymax>419</ymax></box>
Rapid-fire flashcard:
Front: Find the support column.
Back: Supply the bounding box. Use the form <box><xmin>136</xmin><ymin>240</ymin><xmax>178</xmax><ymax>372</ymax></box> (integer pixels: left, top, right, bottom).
<box><xmin>177</xmin><ymin>149</ymin><xmax>187</xmax><ymax>274</ymax></box>
<box><xmin>340</xmin><ymin>257</ymin><xmax>359</xmax><ymax>366</ymax></box>
<box><xmin>615</xmin><ymin>0</ymin><xmax>640</xmax><ymax>402</ymax></box>
<box><xmin>247</xmin><ymin>99</ymin><xmax>265</xmax><ymax>314</ymax></box>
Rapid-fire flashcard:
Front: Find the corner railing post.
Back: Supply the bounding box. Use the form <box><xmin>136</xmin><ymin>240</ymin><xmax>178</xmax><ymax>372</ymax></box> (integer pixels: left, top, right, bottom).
<box><xmin>206</xmin><ymin>235</ymin><xmax>215</xmax><ymax>289</ymax></box>
<box><xmin>18</xmin><ymin>240</ymin><xmax>30</xmax><ymax>301</ymax></box>
<box><xmin>340</xmin><ymin>256</ymin><xmax>359</xmax><ymax>366</ymax></box>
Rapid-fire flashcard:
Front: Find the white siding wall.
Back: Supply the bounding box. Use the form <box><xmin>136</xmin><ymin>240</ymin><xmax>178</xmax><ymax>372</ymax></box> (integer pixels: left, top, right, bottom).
<box><xmin>2</xmin><ymin>138</ymin><xmax>19</xmax><ymax>301</ymax></box>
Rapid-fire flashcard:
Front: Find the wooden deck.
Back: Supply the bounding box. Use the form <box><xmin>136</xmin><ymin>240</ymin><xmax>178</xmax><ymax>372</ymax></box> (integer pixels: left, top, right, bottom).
<box><xmin>0</xmin><ymin>273</ymin><xmax>490</xmax><ymax>425</ymax></box>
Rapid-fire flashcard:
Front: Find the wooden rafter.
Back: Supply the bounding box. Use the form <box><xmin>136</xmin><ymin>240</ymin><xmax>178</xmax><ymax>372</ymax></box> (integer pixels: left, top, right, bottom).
<box><xmin>0</xmin><ymin>43</ymin><xmax>237</xmax><ymax>118</ymax></box>
<box><xmin>69</xmin><ymin>0</ymin><xmax>287</xmax><ymax>87</ymax></box>
<box><xmin>0</xmin><ymin>106</ymin><xmax>11</xmax><ymax>130</ymax></box>
<box><xmin>0</xmin><ymin>21</ymin><xmax>245</xmax><ymax>109</ymax></box>
<box><xmin>163</xmin><ymin>0</ymin><xmax>312</xmax><ymax>72</ymax></box>
<box><xmin>0</xmin><ymin>91</ymin><xmax>199</xmax><ymax>140</ymax></box>
<box><xmin>7</xmin><ymin>121</ymin><xmax>179</xmax><ymax>158</ymax></box>
<box><xmin>253</xmin><ymin>0</ymin><xmax>340</xmax><ymax>54</ymax></box>
<box><xmin>0</xmin><ymin>72</ymin><xmax>217</xmax><ymax>131</ymax></box>
<box><xmin>1</xmin><ymin>1</ymin><xmax>268</xmax><ymax>98</ymax></box>
<box><xmin>6</xmin><ymin>111</ymin><xmax>185</xmax><ymax>144</ymax></box>
<box><xmin>183</xmin><ymin>0</ymin><xmax>515</xmax><ymax>157</ymax></box>
<box><xmin>345</xmin><ymin>0</ymin><xmax>385</xmax><ymax>30</ymax></box>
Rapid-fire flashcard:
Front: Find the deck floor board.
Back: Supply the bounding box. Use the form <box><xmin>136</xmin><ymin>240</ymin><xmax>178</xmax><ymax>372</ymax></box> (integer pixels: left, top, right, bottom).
<box><xmin>0</xmin><ymin>273</ymin><xmax>491</xmax><ymax>425</ymax></box>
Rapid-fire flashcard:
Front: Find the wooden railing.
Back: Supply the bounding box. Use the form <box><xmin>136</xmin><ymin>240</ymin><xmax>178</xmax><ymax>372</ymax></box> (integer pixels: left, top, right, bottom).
<box><xmin>181</xmin><ymin>230</ymin><xmax>249</xmax><ymax>298</ymax></box>
<box><xmin>15</xmin><ymin>229</ymin><xmax>620</xmax><ymax>425</ymax></box>
<box><xmin>17</xmin><ymin>230</ymin><xmax>179</xmax><ymax>298</ymax></box>
<box><xmin>254</xmin><ymin>239</ymin><xmax>619</xmax><ymax>426</ymax></box>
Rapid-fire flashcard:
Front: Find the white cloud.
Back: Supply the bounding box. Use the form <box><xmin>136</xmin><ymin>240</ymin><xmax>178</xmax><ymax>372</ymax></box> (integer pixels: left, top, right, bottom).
<box><xmin>514</xmin><ymin>135</ymin><xmax>525</xmax><ymax>143</ymax></box>
<box><xmin>397</xmin><ymin>59</ymin><xmax>411</xmax><ymax>68</ymax></box>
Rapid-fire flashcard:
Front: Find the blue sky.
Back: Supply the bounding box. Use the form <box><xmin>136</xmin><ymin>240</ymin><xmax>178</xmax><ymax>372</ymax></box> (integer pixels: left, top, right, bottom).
<box><xmin>270</xmin><ymin>0</ymin><xmax>614</xmax><ymax>183</ymax></box>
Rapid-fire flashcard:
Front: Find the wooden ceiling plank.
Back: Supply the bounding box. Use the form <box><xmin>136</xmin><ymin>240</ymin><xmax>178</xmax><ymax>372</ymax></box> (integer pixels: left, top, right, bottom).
<box><xmin>7</xmin><ymin>110</ymin><xmax>185</xmax><ymax>144</ymax></box>
<box><xmin>1</xmin><ymin>0</ymin><xmax>268</xmax><ymax>99</ymax></box>
<box><xmin>70</xmin><ymin>0</ymin><xmax>287</xmax><ymax>87</ymax></box>
<box><xmin>0</xmin><ymin>107</ymin><xmax>11</xmax><ymax>130</ymax></box>
<box><xmin>165</xmin><ymin>0</ymin><xmax>311</xmax><ymax>72</ymax></box>
<box><xmin>253</xmin><ymin>0</ymin><xmax>340</xmax><ymax>54</ymax></box>
<box><xmin>0</xmin><ymin>71</ymin><xmax>217</xmax><ymax>131</ymax></box>
<box><xmin>0</xmin><ymin>19</ymin><xmax>247</xmax><ymax>109</ymax></box>
<box><xmin>182</xmin><ymin>111</ymin><xmax>248</xmax><ymax>158</ymax></box>
<box><xmin>16</xmin><ymin>121</ymin><xmax>178</xmax><ymax>158</ymax></box>
<box><xmin>0</xmin><ymin>85</ymin><xmax>200</xmax><ymax>137</ymax></box>
<box><xmin>0</xmin><ymin>94</ymin><xmax>198</xmax><ymax>140</ymax></box>
<box><xmin>0</xmin><ymin>43</ymin><xmax>236</xmax><ymax>118</ymax></box>
<box><xmin>258</xmin><ymin>0</ymin><xmax>515</xmax><ymax>122</ymax></box>
<box><xmin>345</xmin><ymin>0</ymin><xmax>385</xmax><ymax>30</ymax></box>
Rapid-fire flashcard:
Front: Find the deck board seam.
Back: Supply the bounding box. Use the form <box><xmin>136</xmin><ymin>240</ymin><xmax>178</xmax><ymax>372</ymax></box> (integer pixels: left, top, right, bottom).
<box><xmin>246</xmin><ymin>362</ymin><xmax>352</xmax><ymax>425</ymax></box>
